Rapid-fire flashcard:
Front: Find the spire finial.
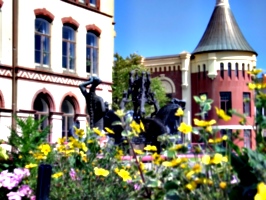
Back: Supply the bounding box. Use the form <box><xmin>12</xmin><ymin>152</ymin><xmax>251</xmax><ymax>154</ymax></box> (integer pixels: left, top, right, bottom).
<box><xmin>216</xmin><ymin>0</ymin><xmax>229</xmax><ymax>7</ymax></box>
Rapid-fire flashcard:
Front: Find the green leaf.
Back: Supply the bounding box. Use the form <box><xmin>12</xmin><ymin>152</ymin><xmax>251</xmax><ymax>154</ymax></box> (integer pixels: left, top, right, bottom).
<box><xmin>193</xmin><ymin>96</ymin><xmax>201</xmax><ymax>103</ymax></box>
<box><xmin>121</xmin><ymin>130</ymin><xmax>128</xmax><ymax>137</ymax></box>
<box><xmin>164</xmin><ymin>181</ymin><xmax>178</xmax><ymax>191</ymax></box>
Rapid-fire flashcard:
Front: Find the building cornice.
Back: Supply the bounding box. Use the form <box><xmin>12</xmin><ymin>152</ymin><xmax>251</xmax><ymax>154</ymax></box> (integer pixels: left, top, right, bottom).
<box><xmin>0</xmin><ymin>65</ymin><xmax>112</xmax><ymax>92</ymax></box>
<box><xmin>61</xmin><ymin>0</ymin><xmax>113</xmax><ymax>18</ymax></box>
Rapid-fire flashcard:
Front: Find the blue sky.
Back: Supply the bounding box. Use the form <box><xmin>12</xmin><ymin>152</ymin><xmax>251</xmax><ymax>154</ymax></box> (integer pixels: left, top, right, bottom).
<box><xmin>114</xmin><ymin>0</ymin><xmax>266</xmax><ymax>70</ymax></box>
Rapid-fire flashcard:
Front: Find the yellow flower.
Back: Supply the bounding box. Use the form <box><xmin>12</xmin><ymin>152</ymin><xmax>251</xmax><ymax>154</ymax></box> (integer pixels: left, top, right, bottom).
<box><xmin>139</xmin><ymin>162</ymin><xmax>146</xmax><ymax>173</ymax></box>
<box><xmin>33</xmin><ymin>152</ymin><xmax>47</xmax><ymax>160</ymax></box>
<box><xmin>152</xmin><ymin>153</ymin><xmax>164</xmax><ymax>165</ymax></box>
<box><xmin>255</xmin><ymin>182</ymin><xmax>266</xmax><ymax>200</ymax></box>
<box><xmin>25</xmin><ymin>163</ymin><xmax>38</xmax><ymax>169</ymax></box>
<box><xmin>175</xmin><ymin>107</ymin><xmax>184</xmax><ymax>116</ymax></box>
<box><xmin>74</xmin><ymin>127</ymin><xmax>85</xmax><ymax>137</ymax></box>
<box><xmin>201</xmin><ymin>155</ymin><xmax>211</xmax><ymax>165</ymax></box>
<box><xmin>57</xmin><ymin>137</ymin><xmax>66</xmax><ymax>145</ymax></box>
<box><xmin>178</xmin><ymin>122</ymin><xmax>192</xmax><ymax>134</ymax></box>
<box><xmin>186</xmin><ymin>182</ymin><xmax>197</xmax><ymax>191</ymax></box>
<box><xmin>162</xmin><ymin>158</ymin><xmax>182</xmax><ymax>167</ymax></box>
<box><xmin>105</xmin><ymin>127</ymin><xmax>115</xmax><ymax>134</ymax></box>
<box><xmin>117</xmin><ymin>169</ymin><xmax>132</xmax><ymax>182</ymax></box>
<box><xmin>222</xmin><ymin>135</ymin><xmax>228</xmax><ymax>140</ymax></box>
<box><xmin>79</xmin><ymin>151</ymin><xmax>88</xmax><ymax>162</ymax></box>
<box><xmin>134</xmin><ymin>149</ymin><xmax>144</xmax><ymax>155</ymax></box>
<box><xmin>215</xmin><ymin>107</ymin><xmax>231</xmax><ymax>121</ymax></box>
<box><xmin>94</xmin><ymin>167</ymin><xmax>109</xmax><ymax>177</ymax></box>
<box><xmin>192</xmin><ymin>163</ymin><xmax>201</xmax><ymax>173</ymax></box>
<box><xmin>52</xmin><ymin>172</ymin><xmax>63</xmax><ymax>179</ymax></box>
<box><xmin>130</xmin><ymin>120</ymin><xmax>141</xmax><ymax>134</ymax></box>
<box><xmin>211</xmin><ymin>153</ymin><xmax>226</xmax><ymax>165</ymax></box>
<box><xmin>87</xmin><ymin>139</ymin><xmax>94</xmax><ymax>144</ymax></box>
<box><xmin>115</xmin><ymin>110</ymin><xmax>125</xmax><ymax>118</ymax></box>
<box><xmin>169</xmin><ymin>144</ymin><xmax>183</xmax><ymax>151</ymax></box>
<box><xmin>93</xmin><ymin>127</ymin><xmax>105</xmax><ymax>137</ymax></box>
<box><xmin>140</xmin><ymin>121</ymin><xmax>145</xmax><ymax>132</ymax></box>
<box><xmin>194</xmin><ymin>118</ymin><xmax>216</xmax><ymax>127</ymax></box>
<box><xmin>219</xmin><ymin>181</ymin><xmax>227</xmax><ymax>189</ymax></box>
<box><xmin>0</xmin><ymin>146</ymin><xmax>9</xmax><ymax>160</ymax></box>
<box><xmin>80</xmin><ymin>142</ymin><xmax>87</xmax><ymax>152</ymax></box>
<box><xmin>205</xmin><ymin>126</ymin><xmax>212</xmax><ymax>133</ymax></box>
<box><xmin>186</xmin><ymin>171</ymin><xmax>195</xmax><ymax>180</ymax></box>
<box><xmin>248</xmin><ymin>83</ymin><xmax>256</xmax><ymax>90</ymax></box>
<box><xmin>144</xmin><ymin>145</ymin><xmax>157</xmax><ymax>152</ymax></box>
<box><xmin>247</xmin><ymin>68</ymin><xmax>262</xmax><ymax>76</ymax></box>
<box><xmin>114</xmin><ymin>167</ymin><xmax>119</xmax><ymax>174</ymax></box>
<box><xmin>38</xmin><ymin>144</ymin><xmax>51</xmax><ymax>156</ymax></box>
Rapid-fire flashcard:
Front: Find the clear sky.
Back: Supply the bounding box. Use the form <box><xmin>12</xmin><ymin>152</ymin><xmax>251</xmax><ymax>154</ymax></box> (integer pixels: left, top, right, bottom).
<box><xmin>114</xmin><ymin>0</ymin><xmax>266</xmax><ymax>70</ymax></box>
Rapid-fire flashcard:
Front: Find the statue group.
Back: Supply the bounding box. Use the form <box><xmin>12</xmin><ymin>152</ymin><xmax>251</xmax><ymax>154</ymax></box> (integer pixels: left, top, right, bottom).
<box><xmin>79</xmin><ymin>71</ymin><xmax>186</xmax><ymax>152</ymax></box>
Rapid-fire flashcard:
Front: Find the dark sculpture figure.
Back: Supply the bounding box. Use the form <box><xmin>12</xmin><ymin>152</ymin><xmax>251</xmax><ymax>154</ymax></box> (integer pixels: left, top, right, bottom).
<box><xmin>79</xmin><ymin>76</ymin><xmax>105</xmax><ymax>130</ymax></box>
<box><xmin>118</xmin><ymin>70</ymin><xmax>186</xmax><ymax>152</ymax></box>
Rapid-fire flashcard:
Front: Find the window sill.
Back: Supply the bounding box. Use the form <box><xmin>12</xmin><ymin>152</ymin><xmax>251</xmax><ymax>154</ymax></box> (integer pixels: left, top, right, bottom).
<box><xmin>35</xmin><ymin>64</ymin><xmax>51</xmax><ymax>71</ymax></box>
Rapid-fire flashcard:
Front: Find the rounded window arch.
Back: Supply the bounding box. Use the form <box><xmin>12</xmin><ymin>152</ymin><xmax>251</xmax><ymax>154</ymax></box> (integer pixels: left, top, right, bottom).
<box><xmin>61</xmin><ymin>96</ymin><xmax>77</xmax><ymax>138</ymax></box>
<box><xmin>159</xmin><ymin>76</ymin><xmax>176</xmax><ymax>97</ymax></box>
<box><xmin>33</xmin><ymin>93</ymin><xmax>51</xmax><ymax>131</ymax></box>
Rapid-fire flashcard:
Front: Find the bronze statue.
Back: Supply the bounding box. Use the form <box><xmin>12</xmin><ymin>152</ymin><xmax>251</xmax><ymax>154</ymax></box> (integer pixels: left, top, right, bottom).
<box><xmin>79</xmin><ymin>76</ymin><xmax>105</xmax><ymax>130</ymax></box>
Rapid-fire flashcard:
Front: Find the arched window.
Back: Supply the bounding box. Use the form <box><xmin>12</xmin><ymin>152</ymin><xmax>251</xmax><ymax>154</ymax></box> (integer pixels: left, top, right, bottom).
<box><xmin>235</xmin><ymin>63</ymin><xmax>239</xmax><ymax>78</ymax></box>
<box><xmin>242</xmin><ymin>63</ymin><xmax>245</xmax><ymax>78</ymax></box>
<box><xmin>61</xmin><ymin>97</ymin><xmax>75</xmax><ymax>138</ymax></box>
<box><xmin>228</xmin><ymin>63</ymin><xmax>232</xmax><ymax>78</ymax></box>
<box><xmin>62</xmin><ymin>25</ymin><xmax>75</xmax><ymax>70</ymax></box>
<box><xmin>220</xmin><ymin>63</ymin><xmax>224</xmax><ymax>79</ymax></box>
<box><xmin>35</xmin><ymin>18</ymin><xmax>50</xmax><ymax>66</ymax></box>
<box><xmin>86</xmin><ymin>32</ymin><xmax>99</xmax><ymax>74</ymax></box>
<box><xmin>33</xmin><ymin>93</ymin><xmax>50</xmax><ymax>131</ymax></box>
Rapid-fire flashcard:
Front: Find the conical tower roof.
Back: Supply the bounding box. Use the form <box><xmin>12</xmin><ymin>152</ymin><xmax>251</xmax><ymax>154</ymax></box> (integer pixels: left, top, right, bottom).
<box><xmin>192</xmin><ymin>0</ymin><xmax>257</xmax><ymax>55</ymax></box>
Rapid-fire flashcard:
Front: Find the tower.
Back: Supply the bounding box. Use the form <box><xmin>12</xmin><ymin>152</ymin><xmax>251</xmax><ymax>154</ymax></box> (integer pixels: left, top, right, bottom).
<box><xmin>190</xmin><ymin>0</ymin><xmax>257</xmax><ymax>148</ymax></box>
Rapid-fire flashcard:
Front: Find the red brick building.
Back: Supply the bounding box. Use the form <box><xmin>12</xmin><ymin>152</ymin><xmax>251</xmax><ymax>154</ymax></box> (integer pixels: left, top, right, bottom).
<box><xmin>144</xmin><ymin>0</ymin><xmax>256</xmax><ymax>148</ymax></box>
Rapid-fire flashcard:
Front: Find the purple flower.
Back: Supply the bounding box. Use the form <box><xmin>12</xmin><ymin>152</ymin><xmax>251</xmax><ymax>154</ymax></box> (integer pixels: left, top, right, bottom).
<box><xmin>134</xmin><ymin>184</ymin><xmax>141</xmax><ymax>191</ymax></box>
<box><xmin>6</xmin><ymin>191</ymin><xmax>22</xmax><ymax>200</ymax></box>
<box><xmin>69</xmin><ymin>168</ymin><xmax>78</xmax><ymax>180</ymax></box>
<box><xmin>30</xmin><ymin>196</ymin><xmax>36</xmax><ymax>200</ymax></box>
<box><xmin>18</xmin><ymin>185</ymin><xmax>33</xmax><ymax>197</ymax></box>
<box><xmin>1</xmin><ymin>173</ymin><xmax>20</xmax><ymax>190</ymax></box>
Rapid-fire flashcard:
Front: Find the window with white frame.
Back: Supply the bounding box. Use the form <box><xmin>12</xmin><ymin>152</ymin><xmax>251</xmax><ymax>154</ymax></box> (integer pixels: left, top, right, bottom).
<box><xmin>35</xmin><ymin>18</ymin><xmax>50</xmax><ymax>66</ymax></box>
<box><xmin>244</xmin><ymin>129</ymin><xmax>251</xmax><ymax>148</ymax></box>
<box><xmin>62</xmin><ymin>25</ymin><xmax>75</xmax><ymax>71</ymax></box>
<box><xmin>61</xmin><ymin>98</ymin><xmax>75</xmax><ymax>139</ymax></box>
<box><xmin>220</xmin><ymin>92</ymin><xmax>232</xmax><ymax>115</ymax></box>
<box><xmin>33</xmin><ymin>94</ymin><xmax>49</xmax><ymax>131</ymax></box>
<box><xmin>243</xmin><ymin>92</ymin><xmax>251</xmax><ymax>116</ymax></box>
<box><xmin>86</xmin><ymin>32</ymin><xmax>98</xmax><ymax>74</ymax></box>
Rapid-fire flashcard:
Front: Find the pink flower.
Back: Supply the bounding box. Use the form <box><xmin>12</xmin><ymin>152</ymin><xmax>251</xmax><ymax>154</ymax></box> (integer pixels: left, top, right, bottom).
<box><xmin>69</xmin><ymin>168</ymin><xmax>78</xmax><ymax>181</ymax></box>
<box><xmin>6</xmin><ymin>191</ymin><xmax>22</xmax><ymax>200</ymax></box>
<box><xmin>134</xmin><ymin>184</ymin><xmax>141</xmax><ymax>191</ymax></box>
<box><xmin>18</xmin><ymin>185</ymin><xmax>33</xmax><ymax>197</ymax></box>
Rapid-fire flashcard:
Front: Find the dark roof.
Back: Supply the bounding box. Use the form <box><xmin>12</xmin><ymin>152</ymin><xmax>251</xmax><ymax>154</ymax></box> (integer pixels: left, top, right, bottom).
<box><xmin>192</xmin><ymin>3</ymin><xmax>257</xmax><ymax>55</ymax></box>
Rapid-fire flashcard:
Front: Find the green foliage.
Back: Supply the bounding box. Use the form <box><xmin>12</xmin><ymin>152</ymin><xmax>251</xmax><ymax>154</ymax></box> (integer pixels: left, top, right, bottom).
<box><xmin>112</xmin><ymin>53</ymin><xmax>169</xmax><ymax>114</ymax></box>
<box><xmin>7</xmin><ymin>116</ymin><xmax>50</xmax><ymax>168</ymax></box>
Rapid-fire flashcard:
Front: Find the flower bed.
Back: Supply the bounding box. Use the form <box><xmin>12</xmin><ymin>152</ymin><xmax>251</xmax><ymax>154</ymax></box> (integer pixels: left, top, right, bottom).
<box><xmin>1</xmin><ymin>67</ymin><xmax>266</xmax><ymax>199</ymax></box>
